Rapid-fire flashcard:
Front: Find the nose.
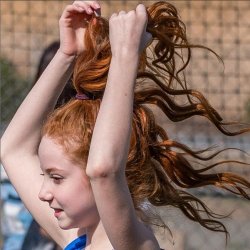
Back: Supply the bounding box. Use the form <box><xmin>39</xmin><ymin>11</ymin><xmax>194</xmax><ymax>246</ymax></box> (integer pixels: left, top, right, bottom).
<box><xmin>38</xmin><ymin>180</ymin><xmax>53</xmax><ymax>202</ymax></box>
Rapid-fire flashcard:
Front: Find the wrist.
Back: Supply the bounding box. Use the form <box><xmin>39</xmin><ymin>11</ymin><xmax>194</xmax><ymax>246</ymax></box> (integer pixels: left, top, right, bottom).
<box><xmin>56</xmin><ymin>49</ymin><xmax>77</xmax><ymax>63</ymax></box>
<box><xmin>111</xmin><ymin>50</ymin><xmax>140</xmax><ymax>65</ymax></box>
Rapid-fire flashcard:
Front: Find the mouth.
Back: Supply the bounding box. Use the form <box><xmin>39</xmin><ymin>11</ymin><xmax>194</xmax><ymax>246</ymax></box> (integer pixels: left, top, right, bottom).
<box><xmin>52</xmin><ymin>208</ymin><xmax>63</xmax><ymax>218</ymax></box>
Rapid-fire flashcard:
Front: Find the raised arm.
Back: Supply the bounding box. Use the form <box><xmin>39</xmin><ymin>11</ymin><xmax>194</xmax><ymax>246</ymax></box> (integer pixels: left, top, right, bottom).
<box><xmin>86</xmin><ymin>4</ymin><xmax>159</xmax><ymax>250</ymax></box>
<box><xmin>1</xmin><ymin>1</ymin><xmax>101</xmax><ymax>246</ymax></box>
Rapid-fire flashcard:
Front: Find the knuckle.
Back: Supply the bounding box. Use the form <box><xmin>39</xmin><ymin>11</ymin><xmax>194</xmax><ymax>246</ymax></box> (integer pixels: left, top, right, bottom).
<box><xmin>109</xmin><ymin>15</ymin><xmax>117</xmax><ymax>24</ymax></box>
<box><xmin>119</xmin><ymin>10</ymin><xmax>126</xmax><ymax>15</ymax></box>
<box><xmin>127</xmin><ymin>12</ymin><xmax>136</xmax><ymax>20</ymax></box>
<box><xmin>110</xmin><ymin>13</ymin><xmax>116</xmax><ymax>19</ymax></box>
<box><xmin>128</xmin><ymin>10</ymin><xmax>135</xmax><ymax>16</ymax></box>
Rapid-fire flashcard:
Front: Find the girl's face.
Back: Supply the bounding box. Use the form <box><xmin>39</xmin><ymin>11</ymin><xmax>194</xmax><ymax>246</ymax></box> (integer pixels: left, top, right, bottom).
<box><xmin>38</xmin><ymin>136</ymin><xmax>99</xmax><ymax>230</ymax></box>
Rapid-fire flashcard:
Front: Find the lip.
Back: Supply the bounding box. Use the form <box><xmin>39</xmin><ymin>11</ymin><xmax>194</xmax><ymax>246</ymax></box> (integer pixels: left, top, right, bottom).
<box><xmin>52</xmin><ymin>208</ymin><xmax>63</xmax><ymax>218</ymax></box>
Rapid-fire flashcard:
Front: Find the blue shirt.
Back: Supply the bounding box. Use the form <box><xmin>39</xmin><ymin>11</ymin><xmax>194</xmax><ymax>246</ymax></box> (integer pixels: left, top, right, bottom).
<box><xmin>64</xmin><ymin>235</ymin><xmax>87</xmax><ymax>250</ymax></box>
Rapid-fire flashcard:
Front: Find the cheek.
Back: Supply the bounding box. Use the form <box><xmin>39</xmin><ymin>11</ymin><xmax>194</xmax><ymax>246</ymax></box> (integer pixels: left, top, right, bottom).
<box><xmin>70</xmin><ymin>180</ymin><xmax>95</xmax><ymax>206</ymax></box>
<box><xmin>70</xmin><ymin>184</ymin><xmax>98</xmax><ymax>221</ymax></box>
<box><xmin>79</xmin><ymin>182</ymin><xmax>95</xmax><ymax>204</ymax></box>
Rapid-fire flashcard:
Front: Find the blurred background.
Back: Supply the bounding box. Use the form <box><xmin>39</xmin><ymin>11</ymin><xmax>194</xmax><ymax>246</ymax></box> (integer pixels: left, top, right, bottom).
<box><xmin>1</xmin><ymin>1</ymin><xmax>250</xmax><ymax>250</ymax></box>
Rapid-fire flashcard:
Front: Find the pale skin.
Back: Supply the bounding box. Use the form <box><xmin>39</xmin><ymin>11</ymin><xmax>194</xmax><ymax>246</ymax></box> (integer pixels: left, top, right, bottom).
<box><xmin>1</xmin><ymin>1</ymin><xmax>159</xmax><ymax>249</ymax></box>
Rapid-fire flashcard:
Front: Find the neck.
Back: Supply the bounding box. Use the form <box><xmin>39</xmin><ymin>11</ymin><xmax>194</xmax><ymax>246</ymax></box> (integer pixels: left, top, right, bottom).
<box><xmin>85</xmin><ymin>220</ymin><xmax>113</xmax><ymax>250</ymax></box>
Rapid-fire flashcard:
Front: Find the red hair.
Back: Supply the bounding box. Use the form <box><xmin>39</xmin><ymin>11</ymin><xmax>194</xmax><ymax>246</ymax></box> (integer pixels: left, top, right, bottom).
<box><xmin>43</xmin><ymin>1</ymin><xmax>250</xmax><ymax>237</ymax></box>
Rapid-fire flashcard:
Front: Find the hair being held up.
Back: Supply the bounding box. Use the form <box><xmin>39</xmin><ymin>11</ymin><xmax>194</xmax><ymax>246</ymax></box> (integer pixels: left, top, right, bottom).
<box><xmin>43</xmin><ymin>0</ymin><xmax>250</xmax><ymax>238</ymax></box>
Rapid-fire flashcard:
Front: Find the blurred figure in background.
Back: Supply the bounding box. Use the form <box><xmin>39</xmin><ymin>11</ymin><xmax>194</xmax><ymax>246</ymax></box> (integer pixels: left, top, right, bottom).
<box><xmin>1</xmin><ymin>165</ymin><xmax>32</xmax><ymax>250</ymax></box>
<box><xmin>32</xmin><ymin>41</ymin><xmax>76</xmax><ymax>109</ymax></box>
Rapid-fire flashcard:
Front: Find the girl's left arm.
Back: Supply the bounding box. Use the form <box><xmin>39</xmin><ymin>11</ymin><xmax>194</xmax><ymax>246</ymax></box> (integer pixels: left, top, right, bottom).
<box><xmin>86</xmin><ymin>5</ymin><xmax>159</xmax><ymax>250</ymax></box>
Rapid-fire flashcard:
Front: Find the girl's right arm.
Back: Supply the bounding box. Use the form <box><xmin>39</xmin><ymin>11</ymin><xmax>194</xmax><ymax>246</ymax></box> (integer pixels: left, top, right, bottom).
<box><xmin>1</xmin><ymin>51</ymin><xmax>75</xmax><ymax>245</ymax></box>
<box><xmin>0</xmin><ymin>1</ymin><xmax>101</xmax><ymax>246</ymax></box>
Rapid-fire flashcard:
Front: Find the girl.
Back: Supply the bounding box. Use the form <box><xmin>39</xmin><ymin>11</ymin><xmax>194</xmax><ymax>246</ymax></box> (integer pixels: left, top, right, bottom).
<box><xmin>1</xmin><ymin>1</ymin><xmax>250</xmax><ymax>249</ymax></box>
<box><xmin>1</xmin><ymin>1</ymin><xmax>159</xmax><ymax>249</ymax></box>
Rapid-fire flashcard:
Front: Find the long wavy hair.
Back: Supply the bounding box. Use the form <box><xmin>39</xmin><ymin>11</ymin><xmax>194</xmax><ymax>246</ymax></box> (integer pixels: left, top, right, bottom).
<box><xmin>43</xmin><ymin>1</ymin><xmax>250</xmax><ymax>238</ymax></box>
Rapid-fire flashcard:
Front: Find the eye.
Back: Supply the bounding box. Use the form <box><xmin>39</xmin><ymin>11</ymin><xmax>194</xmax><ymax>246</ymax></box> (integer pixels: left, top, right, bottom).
<box><xmin>50</xmin><ymin>174</ymin><xmax>64</xmax><ymax>184</ymax></box>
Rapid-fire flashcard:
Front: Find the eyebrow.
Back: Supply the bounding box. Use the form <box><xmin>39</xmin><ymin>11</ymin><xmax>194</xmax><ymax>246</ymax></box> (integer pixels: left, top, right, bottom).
<box><xmin>44</xmin><ymin>167</ymin><xmax>66</xmax><ymax>174</ymax></box>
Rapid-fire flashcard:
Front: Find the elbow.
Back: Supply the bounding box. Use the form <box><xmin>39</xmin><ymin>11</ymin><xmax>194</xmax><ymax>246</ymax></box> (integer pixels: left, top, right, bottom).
<box><xmin>0</xmin><ymin>137</ymin><xmax>31</xmax><ymax>164</ymax></box>
<box><xmin>1</xmin><ymin>133</ymin><xmax>19</xmax><ymax>162</ymax></box>
<box><xmin>0</xmin><ymin>139</ymin><xmax>10</xmax><ymax>163</ymax></box>
<box><xmin>1</xmin><ymin>142</ymin><xmax>17</xmax><ymax>167</ymax></box>
<box><xmin>86</xmin><ymin>160</ymin><xmax>122</xmax><ymax>180</ymax></box>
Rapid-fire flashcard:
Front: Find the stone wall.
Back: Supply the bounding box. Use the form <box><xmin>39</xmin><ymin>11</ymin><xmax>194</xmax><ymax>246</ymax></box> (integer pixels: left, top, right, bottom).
<box><xmin>1</xmin><ymin>1</ymin><xmax>154</xmax><ymax>79</ymax></box>
<box><xmin>1</xmin><ymin>1</ymin><xmax>250</xmax><ymax>121</ymax></box>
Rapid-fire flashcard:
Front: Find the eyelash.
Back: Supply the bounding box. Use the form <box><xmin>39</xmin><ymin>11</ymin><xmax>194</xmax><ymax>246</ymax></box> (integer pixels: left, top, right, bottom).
<box><xmin>50</xmin><ymin>175</ymin><xmax>63</xmax><ymax>180</ymax></box>
<box><xmin>40</xmin><ymin>173</ymin><xmax>63</xmax><ymax>183</ymax></box>
<box><xmin>50</xmin><ymin>174</ymin><xmax>64</xmax><ymax>183</ymax></box>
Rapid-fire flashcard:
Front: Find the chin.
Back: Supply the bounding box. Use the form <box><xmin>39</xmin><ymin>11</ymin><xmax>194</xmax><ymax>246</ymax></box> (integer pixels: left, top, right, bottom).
<box><xmin>58</xmin><ymin>221</ymin><xmax>76</xmax><ymax>230</ymax></box>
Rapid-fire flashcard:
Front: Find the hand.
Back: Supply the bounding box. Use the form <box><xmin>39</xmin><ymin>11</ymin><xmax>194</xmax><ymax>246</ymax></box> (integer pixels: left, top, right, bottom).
<box><xmin>109</xmin><ymin>4</ymin><xmax>152</xmax><ymax>58</ymax></box>
<box><xmin>58</xmin><ymin>1</ymin><xmax>101</xmax><ymax>56</ymax></box>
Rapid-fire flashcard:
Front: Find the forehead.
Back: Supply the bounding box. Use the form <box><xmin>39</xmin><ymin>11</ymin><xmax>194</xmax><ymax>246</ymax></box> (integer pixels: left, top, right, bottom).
<box><xmin>38</xmin><ymin>136</ymin><xmax>81</xmax><ymax>172</ymax></box>
<box><xmin>39</xmin><ymin>136</ymin><xmax>64</xmax><ymax>159</ymax></box>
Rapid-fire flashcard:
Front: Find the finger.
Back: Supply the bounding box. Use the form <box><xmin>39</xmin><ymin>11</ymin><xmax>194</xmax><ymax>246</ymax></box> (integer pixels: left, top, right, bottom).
<box><xmin>73</xmin><ymin>1</ymin><xmax>101</xmax><ymax>15</ymax></box>
<box><xmin>136</xmin><ymin>3</ymin><xmax>147</xmax><ymax>22</ymax></box>
<box><xmin>74</xmin><ymin>1</ymin><xmax>101</xmax><ymax>10</ymax></box>
<box><xmin>136</xmin><ymin>4</ymin><xmax>148</xmax><ymax>30</ymax></box>
<box><xmin>127</xmin><ymin>10</ymin><xmax>135</xmax><ymax>15</ymax></box>
<box><xmin>86</xmin><ymin>1</ymin><xmax>101</xmax><ymax>16</ymax></box>
<box><xmin>73</xmin><ymin>1</ymin><xmax>94</xmax><ymax>14</ymax></box>
<box><xmin>136</xmin><ymin>3</ymin><xmax>146</xmax><ymax>15</ymax></box>
<box><xmin>61</xmin><ymin>4</ymin><xmax>86</xmax><ymax>19</ymax></box>
<box><xmin>110</xmin><ymin>12</ymin><xmax>118</xmax><ymax>20</ymax></box>
<box><xmin>91</xmin><ymin>1</ymin><xmax>101</xmax><ymax>10</ymax></box>
<box><xmin>118</xmin><ymin>10</ymin><xmax>126</xmax><ymax>16</ymax></box>
<box><xmin>81</xmin><ymin>1</ymin><xmax>100</xmax><ymax>9</ymax></box>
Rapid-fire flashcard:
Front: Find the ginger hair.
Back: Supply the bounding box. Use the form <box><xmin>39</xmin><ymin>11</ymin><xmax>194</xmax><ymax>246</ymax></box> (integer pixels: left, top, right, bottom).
<box><xmin>43</xmin><ymin>1</ymin><xmax>250</xmax><ymax>238</ymax></box>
